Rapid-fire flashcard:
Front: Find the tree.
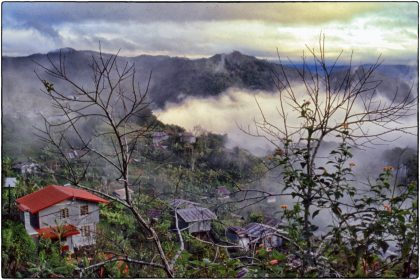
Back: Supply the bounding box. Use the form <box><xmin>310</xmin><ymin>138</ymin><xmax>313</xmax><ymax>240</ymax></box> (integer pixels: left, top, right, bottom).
<box><xmin>245</xmin><ymin>35</ymin><xmax>417</xmax><ymax>276</ymax></box>
<box><xmin>35</xmin><ymin>47</ymin><xmax>177</xmax><ymax>277</ymax></box>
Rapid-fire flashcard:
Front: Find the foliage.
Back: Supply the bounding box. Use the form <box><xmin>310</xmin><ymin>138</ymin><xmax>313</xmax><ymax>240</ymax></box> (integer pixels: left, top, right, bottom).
<box><xmin>248</xmin><ymin>212</ymin><xmax>264</xmax><ymax>223</ymax></box>
<box><xmin>270</xmin><ymin>115</ymin><xmax>418</xmax><ymax>277</ymax></box>
<box><xmin>251</xmin><ymin>36</ymin><xmax>417</xmax><ymax>277</ymax></box>
<box><xmin>27</xmin><ymin>238</ymin><xmax>75</xmax><ymax>278</ymax></box>
<box><xmin>174</xmin><ymin>239</ymin><xmax>241</xmax><ymax>278</ymax></box>
<box><xmin>2</xmin><ymin>221</ymin><xmax>37</xmax><ymax>277</ymax></box>
<box><xmin>100</xmin><ymin>203</ymin><xmax>136</xmax><ymax>234</ymax></box>
<box><xmin>3</xmin><ymin>41</ymin><xmax>417</xmax><ymax>278</ymax></box>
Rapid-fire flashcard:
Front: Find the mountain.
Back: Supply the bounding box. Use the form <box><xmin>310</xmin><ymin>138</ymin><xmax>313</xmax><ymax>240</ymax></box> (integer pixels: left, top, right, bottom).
<box><xmin>2</xmin><ymin>48</ymin><xmax>417</xmax><ymax>161</ymax></box>
<box><xmin>2</xmin><ymin>48</ymin><xmax>416</xmax><ymax>116</ymax></box>
<box><xmin>2</xmin><ymin>49</ymin><xmax>286</xmax><ymax>116</ymax></box>
<box><xmin>133</xmin><ymin>51</ymin><xmax>284</xmax><ymax>107</ymax></box>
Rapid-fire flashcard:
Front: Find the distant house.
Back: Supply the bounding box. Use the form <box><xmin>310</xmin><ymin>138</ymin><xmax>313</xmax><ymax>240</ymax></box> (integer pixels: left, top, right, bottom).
<box><xmin>179</xmin><ymin>132</ymin><xmax>196</xmax><ymax>144</ymax></box>
<box><xmin>227</xmin><ymin>222</ymin><xmax>283</xmax><ymax>251</ymax></box>
<box><xmin>65</xmin><ymin>149</ymin><xmax>89</xmax><ymax>160</ymax></box>
<box><xmin>168</xmin><ymin>199</ymin><xmax>217</xmax><ymax>234</ymax></box>
<box><xmin>216</xmin><ymin>186</ymin><xmax>231</xmax><ymax>200</ymax></box>
<box><xmin>226</xmin><ymin>226</ymin><xmax>250</xmax><ymax>252</ymax></box>
<box><xmin>147</xmin><ymin>209</ymin><xmax>163</xmax><ymax>222</ymax></box>
<box><xmin>44</xmin><ymin>159</ymin><xmax>60</xmax><ymax>172</ymax></box>
<box><xmin>12</xmin><ymin>162</ymin><xmax>41</xmax><ymax>175</ymax></box>
<box><xmin>152</xmin><ymin>131</ymin><xmax>169</xmax><ymax>148</ymax></box>
<box><xmin>169</xmin><ymin>199</ymin><xmax>200</xmax><ymax>209</ymax></box>
<box><xmin>112</xmin><ymin>187</ymin><xmax>134</xmax><ymax>201</ymax></box>
<box><xmin>175</xmin><ymin>206</ymin><xmax>217</xmax><ymax>234</ymax></box>
<box><xmin>16</xmin><ymin>185</ymin><xmax>109</xmax><ymax>253</ymax></box>
<box><xmin>267</xmin><ymin>196</ymin><xmax>276</xmax><ymax>204</ymax></box>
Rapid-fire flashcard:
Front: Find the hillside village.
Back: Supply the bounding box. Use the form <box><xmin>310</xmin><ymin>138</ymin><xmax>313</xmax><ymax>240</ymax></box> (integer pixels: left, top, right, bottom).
<box><xmin>1</xmin><ymin>43</ymin><xmax>417</xmax><ymax>278</ymax></box>
<box><xmin>3</xmin><ymin>112</ymin><xmax>418</xmax><ymax>278</ymax></box>
<box><xmin>2</xmin><ymin>44</ymin><xmax>418</xmax><ymax>277</ymax></box>
<box><xmin>3</xmin><ymin>121</ymin><xmax>298</xmax><ymax>278</ymax></box>
<box><xmin>1</xmin><ymin>20</ymin><xmax>417</xmax><ymax>279</ymax></box>
<box><xmin>2</xmin><ymin>1</ymin><xmax>419</xmax><ymax>278</ymax></box>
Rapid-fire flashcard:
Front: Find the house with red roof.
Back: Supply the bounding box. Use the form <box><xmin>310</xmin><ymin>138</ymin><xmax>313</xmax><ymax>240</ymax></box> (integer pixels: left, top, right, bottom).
<box><xmin>16</xmin><ymin>185</ymin><xmax>109</xmax><ymax>253</ymax></box>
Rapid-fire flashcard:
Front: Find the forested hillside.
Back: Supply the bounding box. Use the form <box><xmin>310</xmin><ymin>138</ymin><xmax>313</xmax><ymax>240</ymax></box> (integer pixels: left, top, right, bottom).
<box><xmin>2</xmin><ymin>45</ymin><xmax>418</xmax><ymax>278</ymax></box>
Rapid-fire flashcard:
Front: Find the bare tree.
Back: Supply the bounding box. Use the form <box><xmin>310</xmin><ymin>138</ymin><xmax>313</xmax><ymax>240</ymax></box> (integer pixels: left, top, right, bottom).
<box><xmin>34</xmin><ymin>47</ymin><xmax>177</xmax><ymax>277</ymax></box>
<box><xmin>243</xmin><ymin>34</ymin><xmax>417</xmax><ymax>274</ymax></box>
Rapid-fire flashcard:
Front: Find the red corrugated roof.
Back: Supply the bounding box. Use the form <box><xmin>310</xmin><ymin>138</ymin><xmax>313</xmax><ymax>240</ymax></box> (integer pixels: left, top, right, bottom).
<box><xmin>37</xmin><ymin>224</ymin><xmax>80</xmax><ymax>239</ymax></box>
<box><xmin>16</xmin><ymin>185</ymin><xmax>109</xmax><ymax>214</ymax></box>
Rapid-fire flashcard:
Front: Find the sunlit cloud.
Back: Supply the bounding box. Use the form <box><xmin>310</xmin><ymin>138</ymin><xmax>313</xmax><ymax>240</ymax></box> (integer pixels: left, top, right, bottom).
<box><xmin>2</xmin><ymin>2</ymin><xmax>417</xmax><ymax>63</ymax></box>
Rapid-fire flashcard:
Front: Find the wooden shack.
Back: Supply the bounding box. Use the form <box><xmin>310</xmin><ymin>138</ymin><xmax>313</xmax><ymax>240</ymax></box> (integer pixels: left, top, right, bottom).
<box><xmin>226</xmin><ymin>226</ymin><xmax>250</xmax><ymax>251</ymax></box>
<box><xmin>180</xmin><ymin>132</ymin><xmax>196</xmax><ymax>144</ymax></box>
<box><xmin>227</xmin><ymin>222</ymin><xmax>283</xmax><ymax>252</ymax></box>
<box><xmin>175</xmin><ymin>206</ymin><xmax>217</xmax><ymax>234</ymax></box>
<box><xmin>169</xmin><ymin>199</ymin><xmax>200</xmax><ymax>209</ymax></box>
<box><xmin>152</xmin><ymin>131</ymin><xmax>169</xmax><ymax>148</ymax></box>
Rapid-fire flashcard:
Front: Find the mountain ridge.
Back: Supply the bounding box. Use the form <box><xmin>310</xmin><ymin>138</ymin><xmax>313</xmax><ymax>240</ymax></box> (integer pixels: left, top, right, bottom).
<box><xmin>2</xmin><ymin>48</ymin><xmax>416</xmax><ymax>114</ymax></box>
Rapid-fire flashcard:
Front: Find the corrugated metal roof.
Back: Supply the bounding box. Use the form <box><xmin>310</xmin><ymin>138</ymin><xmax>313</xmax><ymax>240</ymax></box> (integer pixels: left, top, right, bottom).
<box><xmin>37</xmin><ymin>224</ymin><xmax>80</xmax><ymax>239</ymax></box>
<box><xmin>243</xmin><ymin>223</ymin><xmax>274</xmax><ymax>238</ymax></box>
<box><xmin>227</xmin><ymin>226</ymin><xmax>247</xmax><ymax>236</ymax></box>
<box><xmin>169</xmin><ymin>199</ymin><xmax>200</xmax><ymax>209</ymax></box>
<box><xmin>152</xmin><ymin>131</ymin><xmax>168</xmax><ymax>137</ymax></box>
<box><xmin>176</xmin><ymin>207</ymin><xmax>217</xmax><ymax>222</ymax></box>
<box><xmin>16</xmin><ymin>185</ymin><xmax>109</xmax><ymax>214</ymax></box>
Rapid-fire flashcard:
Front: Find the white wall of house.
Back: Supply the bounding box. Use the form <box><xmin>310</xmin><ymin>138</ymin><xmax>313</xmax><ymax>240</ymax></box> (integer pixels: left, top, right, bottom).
<box><xmin>71</xmin><ymin>223</ymin><xmax>97</xmax><ymax>248</ymax></box>
<box><xmin>66</xmin><ymin>236</ymin><xmax>74</xmax><ymax>252</ymax></box>
<box><xmin>38</xmin><ymin>199</ymin><xmax>99</xmax><ymax>228</ymax></box>
<box><xmin>238</xmin><ymin>237</ymin><xmax>250</xmax><ymax>251</ymax></box>
<box><xmin>21</xmin><ymin>211</ymin><xmax>38</xmax><ymax>236</ymax></box>
<box><xmin>37</xmin><ymin>199</ymin><xmax>100</xmax><ymax>249</ymax></box>
<box><xmin>262</xmin><ymin>234</ymin><xmax>283</xmax><ymax>249</ymax></box>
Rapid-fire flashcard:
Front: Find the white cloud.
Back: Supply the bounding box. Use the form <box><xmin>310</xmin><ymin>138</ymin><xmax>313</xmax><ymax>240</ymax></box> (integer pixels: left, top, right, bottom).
<box><xmin>2</xmin><ymin>4</ymin><xmax>417</xmax><ymax>63</ymax></box>
<box><xmin>155</xmin><ymin>86</ymin><xmax>417</xmax><ymax>155</ymax></box>
<box><xmin>3</xmin><ymin>28</ymin><xmax>57</xmax><ymax>56</ymax></box>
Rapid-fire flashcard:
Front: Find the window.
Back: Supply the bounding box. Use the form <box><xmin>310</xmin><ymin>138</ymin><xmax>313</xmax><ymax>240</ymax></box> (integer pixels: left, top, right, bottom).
<box><xmin>60</xmin><ymin>208</ymin><xmax>69</xmax><ymax>219</ymax></box>
<box><xmin>81</xmin><ymin>225</ymin><xmax>90</xmax><ymax>237</ymax></box>
<box><xmin>80</xmin><ymin>205</ymin><xmax>89</xmax><ymax>216</ymax></box>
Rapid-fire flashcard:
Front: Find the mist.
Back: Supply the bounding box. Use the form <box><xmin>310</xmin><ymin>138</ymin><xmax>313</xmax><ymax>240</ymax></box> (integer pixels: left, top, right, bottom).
<box><xmin>155</xmin><ymin>85</ymin><xmax>417</xmax><ymax>234</ymax></box>
<box><xmin>155</xmin><ymin>86</ymin><xmax>417</xmax><ymax>155</ymax></box>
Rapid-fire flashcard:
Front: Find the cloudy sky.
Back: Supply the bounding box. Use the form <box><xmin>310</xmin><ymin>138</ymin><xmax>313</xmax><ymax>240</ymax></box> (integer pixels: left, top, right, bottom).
<box><xmin>2</xmin><ymin>2</ymin><xmax>418</xmax><ymax>63</ymax></box>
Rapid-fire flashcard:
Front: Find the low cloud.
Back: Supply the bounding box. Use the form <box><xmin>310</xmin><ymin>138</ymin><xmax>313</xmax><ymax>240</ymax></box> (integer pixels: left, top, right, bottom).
<box><xmin>155</xmin><ymin>88</ymin><xmax>280</xmax><ymax>155</ymax></box>
<box><xmin>155</xmin><ymin>86</ymin><xmax>417</xmax><ymax>156</ymax></box>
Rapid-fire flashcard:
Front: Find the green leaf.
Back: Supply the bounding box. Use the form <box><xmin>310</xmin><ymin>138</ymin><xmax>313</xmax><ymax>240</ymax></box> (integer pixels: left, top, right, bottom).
<box><xmin>271</xmin><ymin>250</ymin><xmax>287</xmax><ymax>261</ymax></box>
